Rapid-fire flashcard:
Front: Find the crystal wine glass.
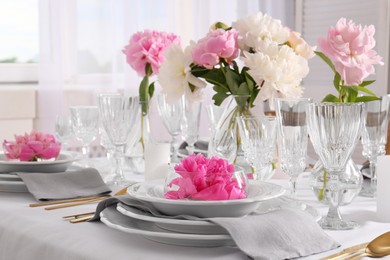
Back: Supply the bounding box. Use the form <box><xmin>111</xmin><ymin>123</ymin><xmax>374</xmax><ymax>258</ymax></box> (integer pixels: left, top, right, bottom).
<box><xmin>206</xmin><ymin>104</ymin><xmax>225</xmax><ymax>157</ymax></box>
<box><xmin>307</xmin><ymin>102</ymin><xmax>365</xmax><ymax>230</ymax></box>
<box><xmin>54</xmin><ymin>115</ymin><xmax>74</xmax><ymax>150</ymax></box>
<box><xmin>360</xmin><ymin>96</ymin><xmax>389</xmax><ymax>197</ymax></box>
<box><xmin>99</xmin><ymin>94</ymin><xmax>140</xmax><ymax>186</ymax></box>
<box><xmin>275</xmin><ymin>97</ymin><xmax>311</xmax><ymax>196</ymax></box>
<box><xmin>70</xmin><ymin>106</ymin><xmax>99</xmax><ymax>167</ymax></box>
<box><xmin>237</xmin><ymin>115</ymin><xmax>277</xmax><ymax>181</ymax></box>
<box><xmin>156</xmin><ymin>92</ymin><xmax>184</xmax><ymax>163</ymax></box>
<box><xmin>181</xmin><ymin>97</ymin><xmax>202</xmax><ymax>155</ymax></box>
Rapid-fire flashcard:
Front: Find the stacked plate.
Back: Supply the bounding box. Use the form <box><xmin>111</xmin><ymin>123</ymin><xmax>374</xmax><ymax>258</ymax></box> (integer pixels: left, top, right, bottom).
<box><xmin>0</xmin><ymin>152</ymin><xmax>78</xmax><ymax>192</ymax></box>
<box><xmin>99</xmin><ymin>181</ymin><xmax>319</xmax><ymax>247</ymax></box>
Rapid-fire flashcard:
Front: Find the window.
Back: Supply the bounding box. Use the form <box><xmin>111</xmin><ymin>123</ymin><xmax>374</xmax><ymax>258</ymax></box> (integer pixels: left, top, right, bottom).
<box><xmin>0</xmin><ymin>0</ymin><xmax>39</xmax><ymax>82</ymax></box>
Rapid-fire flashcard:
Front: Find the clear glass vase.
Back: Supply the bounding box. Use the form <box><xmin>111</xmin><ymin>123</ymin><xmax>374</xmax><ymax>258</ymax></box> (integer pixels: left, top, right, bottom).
<box><xmin>311</xmin><ymin>159</ymin><xmax>363</xmax><ymax>206</ymax></box>
<box><xmin>125</xmin><ymin>101</ymin><xmax>153</xmax><ymax>175</ymax></box>
<box><xmin>209</xmin><ymin>95</ymin><xmax>274</xmax><ymax>180</ymax></box>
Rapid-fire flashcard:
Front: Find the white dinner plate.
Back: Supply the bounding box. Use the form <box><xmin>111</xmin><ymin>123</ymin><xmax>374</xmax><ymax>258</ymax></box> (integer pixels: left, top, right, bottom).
<box><xmin>127</xmin><ymin>181</ymin><xmax>285</xmax><ymax>218</ymax></box>
<box><xmin>100</xmin><ymin>206</ymin><xmax>234</xmax><ymax>247</ymax></box>
<box><xmin>0</xmin><ymin>173</ymin><xmax>28</xmax><ymax>192</ymax></box>
<box><xmin>116</xmin><ymin>196</ymin><xmax>320</xmax><ymax>235</ymax></box>
<box><xmin>116</xmin><ymin>203</ymin><xmax>227</xmax><ymax>235</ymax></box>
<box><xmin>0</xmin><ymin>152</ymin><xmax>79</xmax><ymax>173</ymax></box>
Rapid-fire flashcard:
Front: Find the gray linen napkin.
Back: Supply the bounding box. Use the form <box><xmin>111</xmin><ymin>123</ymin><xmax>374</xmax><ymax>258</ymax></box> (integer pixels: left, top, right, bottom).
<box><xmin>17</xmin><ymin>168</ymin><xmax>111</xmax><ymax>200</ymax></box>
<box><xmin>91</xmin><ymin>196</ymin><xmax>339</xmax><ymax>259</ymax></box>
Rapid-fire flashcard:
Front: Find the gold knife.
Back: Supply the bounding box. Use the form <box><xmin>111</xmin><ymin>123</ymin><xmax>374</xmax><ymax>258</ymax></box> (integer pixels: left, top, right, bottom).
<box><xmin>321</xmin><ymin>242</ymin><xmax>368</xmax><ymax>260</ymax></box>
<box><xmin>69</xmin><ymin>215</ymin><xmax>93</xmax><ymax>223</ymax></box>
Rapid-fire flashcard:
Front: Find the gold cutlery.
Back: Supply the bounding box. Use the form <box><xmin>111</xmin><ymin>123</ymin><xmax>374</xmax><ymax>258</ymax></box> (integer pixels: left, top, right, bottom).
<box><xmin>321</xmin><ymin>243</ymin><xmax>368</xmax><ymax>260</ymax></box>
<box><xmin>44</xmin><ymin>197</ymin><xmax>104</xmax><ymax>210</ymax></box>
<box><xmin>62</xmin><ymin>185</ymin><xmax>129</xmax><ymax>223</ymax></box>
<box><xmin>63</xmin><ymin>211</ymin><xmax>95</xmax><ymax>219</ymax></box>
<box><xmin>322</xmin><ymin>231</ymin><xmax>390</xmax><ymax>260</ymax></box>
<box><xmin>344</xmin><ymin>231</ymin><xmax>390</xmax><ymax>260</ymax></box>
<box><xmin>29</xmin><ymin>195</ymin><xmax>109</xmax><ymax>207</ymax></box>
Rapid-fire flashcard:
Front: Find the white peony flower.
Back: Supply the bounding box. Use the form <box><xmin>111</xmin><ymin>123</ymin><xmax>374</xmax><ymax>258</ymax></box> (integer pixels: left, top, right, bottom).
<box><xmin>242</xmin><ymin>41</ymin><xmax>309</xmax><ymax>103</ymax></box>
<box><xmin>158</xmin><ymin>44</ymin><xmax>206</xmax><ymax>104</ymax></box>
<box><xmin>232</xmin><ymin>12</ymin><xmax>289</xmax><ymax>52</ymax></box>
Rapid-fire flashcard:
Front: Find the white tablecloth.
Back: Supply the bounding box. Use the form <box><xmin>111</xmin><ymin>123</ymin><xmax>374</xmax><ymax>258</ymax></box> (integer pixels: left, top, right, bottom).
<box><xmin>0</xmin><ymin>173</ymin><xmax>389</xmax><ymax>260</ymax></box>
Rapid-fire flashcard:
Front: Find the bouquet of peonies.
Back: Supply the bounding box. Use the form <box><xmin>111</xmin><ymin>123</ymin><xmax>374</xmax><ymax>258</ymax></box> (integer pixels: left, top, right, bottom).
<box><xmin>165</xmin><ymin>153</ymin><xmax>247</xmax><ymax>201</ymax></box>
<box><xmin>316</xmin><ymin>18</ymin><xmax>383</xmax><ymax>103</ymax></box>
<box><xmin>3</xmin><ymin>131</ymin><xmax>61</xmax><ymax>162</ymax></box>
<box><xmin>158</xmin><ymin>12</ymin><xmax>316</xmax><ymax>108</ymax></box>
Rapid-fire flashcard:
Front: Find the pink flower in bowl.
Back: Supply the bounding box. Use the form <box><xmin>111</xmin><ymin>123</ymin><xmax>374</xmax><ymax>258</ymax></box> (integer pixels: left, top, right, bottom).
<box><xmin>3</xmin><ymin>131</ymin><xmax>61</xmax><ymax>162</ymax></box>
<box><xmin>164</xmin><ymin>154</ymin><xmax>247</xmax><ymax>201</ymax></box>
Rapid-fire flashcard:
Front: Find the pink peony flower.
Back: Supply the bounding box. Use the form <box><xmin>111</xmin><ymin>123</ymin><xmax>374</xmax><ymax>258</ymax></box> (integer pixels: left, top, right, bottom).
<box><xmin>165</xmin><ymin>154</ymin><xmax>247</xmax><ymax>201</ymax></box>
<box><xmin>3</xmin><ymin>131</ymin><xmax>61</xmax><ymax>161</ymax></box>
<box><xmin>122</xmin><ymin>30</ymin><xmax>180</xmax><ymax>77</ymax></box>
<box><xmin>318</xmin><ymin>18</ymin><xmax>383</xmax><ymax>86</ymax></box>
<box><xmin>288</xmin><ymin>31</ymin><xmax>316</xmax><ymax>59</ymax></box>
<box><xmin>192</xmin><ymin>28</ymin><xmax>239</xmax><ymax>69</ymax></box>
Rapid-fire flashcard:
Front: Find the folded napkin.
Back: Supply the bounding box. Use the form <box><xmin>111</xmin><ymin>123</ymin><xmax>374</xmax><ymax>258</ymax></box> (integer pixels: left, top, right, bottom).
<box><xmin>91</xmin><ymin>196</ymin><xmax>339</xmax><ymax>259</ymax></box>
<box><xmin>179</xmin><ymin>140</ymin><xmax>208</xmax><ymax>151</ymax></box>
<box><xmin>17</xmin><ymin>168</ymin><xmax>111</xmax><ymax>200</ymax></box>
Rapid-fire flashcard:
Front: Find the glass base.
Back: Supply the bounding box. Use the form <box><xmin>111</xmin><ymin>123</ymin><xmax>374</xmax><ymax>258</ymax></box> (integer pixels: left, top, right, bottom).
<box><xmin>359</xmin><ymin>188</ymin><xmax>376</xmax><ymax>198</ymax></box>
<box><xmin>105</xmin><ymin>175</ymin><xmax>131</xmax><ymax>187</ymax></box>
<box><xmin>359</xmin><ymin>180</ymin><xmax>376</xmax><ymax>198</ymax></box>
<box><xmin>318</xmin><ymin>217</ymin><xmax>359</xmax><ymax>230</ymax></box>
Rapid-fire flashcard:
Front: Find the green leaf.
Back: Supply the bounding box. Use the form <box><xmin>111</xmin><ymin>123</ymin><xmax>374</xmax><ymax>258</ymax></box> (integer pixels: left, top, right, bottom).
<box><xmin>333</xmin><ymin>72</ymin><xmax>341</xmax><ymax>91</ymax></box>
<box><xmin>322</xmin><ymin>94</ymin><xmax>339</xmax><ymax>102</ymax></box>
<box><xmin>356</xmin><ymin>86</ymin><xmax>377</xmax><ymax>97</ymax></box>
<box><xmin>148</xmin><ymin>82</ymin><xmax>155</xmax><ymax>99</ymax></box>
<box><xmin>359</xmin><ymin>80</ymin><xmax>375</xmax><ymax>87</ymax></box>
<box><xmin>212</xmin><ymin>92</ymin><xmax>230</xmax><ymax>106</ymax></box>
<box><xmin>355</xmin><ymin>96</ymin><xmax>381</xmax><ymax>102</ymax></box>
<box><xmin>315</xmin><ymin>51</ymin><xmax>336</xmax><ymax>73</ymax></box>
<box><xmin>345</xmin><ymin>87</ymin><xmax>358</xmax><ymax>102</ymax></box>
<box><xmin>225</xmin><ymin>69</ymin><xmax>241</xmax><ymax>94</ymax></box>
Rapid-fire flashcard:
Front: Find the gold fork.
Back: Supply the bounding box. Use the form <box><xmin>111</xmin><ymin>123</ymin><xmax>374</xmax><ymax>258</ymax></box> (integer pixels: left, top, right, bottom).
<box><xmin>62</xmin><ymin>186</ymin><xmax>129</xmax><ymax>223</ymax></box>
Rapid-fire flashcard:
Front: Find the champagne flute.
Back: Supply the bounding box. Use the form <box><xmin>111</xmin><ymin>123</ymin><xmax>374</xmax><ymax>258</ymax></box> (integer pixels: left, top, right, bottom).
<box><xmin>70</xmin><ymin>106</ymin><xmax>99</xmax><ymax>167</ymax></box>
<box><xmin>275</xmin><ymin>97</ymin><xmax>311</xmax><ymax>196</ymax></box>
<box><xmin>361</xmin><ymin>96</ymin><xmax>389</xmax><ymax>197</ymax></box>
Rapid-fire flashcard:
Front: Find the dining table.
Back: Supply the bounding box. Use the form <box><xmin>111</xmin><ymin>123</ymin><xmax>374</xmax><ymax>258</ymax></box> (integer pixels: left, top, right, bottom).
<box><xmin>0</xmin><ymin>162</ymin><xmax>389</xmax><ymax>260</ymax></box>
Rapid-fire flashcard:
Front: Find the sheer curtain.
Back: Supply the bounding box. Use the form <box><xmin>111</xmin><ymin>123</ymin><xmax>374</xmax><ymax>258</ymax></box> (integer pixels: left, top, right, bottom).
<box><xmin>36</xmin><ymin>0</ymin><xmax>291</xmax><ymax>140</ymax></box>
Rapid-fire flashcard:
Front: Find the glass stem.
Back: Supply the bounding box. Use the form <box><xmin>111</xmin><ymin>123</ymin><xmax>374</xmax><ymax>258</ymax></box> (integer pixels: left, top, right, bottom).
<box><xmin>369</xmin><ymin>160</ymin><xmax>377</xmax><ymax>193</ymax></box>
<box><xmin>81</xmin><ymin>144</ymin><xmax>90</xmax><ymax>167</ymax></box>
<box><xmin>325</xmin><ymin>171</ymin><xmax>343</xmax><ymax>221</ymax></box>
<box><xmin>113</xmin><ymin>145</ymin><xmax>126</xmax><ymax>182</ymax></box>
<box><xmin>171</xmin><ymin>134</ymin><xmax>180</xmax><ymax>163</ymax></box>
<box><xmin>289</xmin><ymin>176</ymin><xmax>298</xmax><ymax>196</ymax></box>
<box><xmin>187</xmin><ymin>143</ymin><xmax>195</xmax><ymax>155</ymax></box>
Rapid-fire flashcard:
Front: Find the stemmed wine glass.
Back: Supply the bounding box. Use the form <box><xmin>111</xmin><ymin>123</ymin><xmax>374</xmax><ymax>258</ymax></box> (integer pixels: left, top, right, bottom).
<box><xmin>70</xmin><ymin>106</ymin><xmax>99</xmax><ymax>167</ymax></box>
<box><xmin>206</xmin><ymin>104</ymin><xmax>225</xmax><ymax>157</ymax></box>
<box><xmin>307</xmin><ymin>102</ymin><xmax>365</xmax><ymax>230</ymax></box>
<box><xmin>99</xmin><ymin>94</ymin><xmax>140</xmax><ymax>185</ymax></box>
<box><xmin>54</xmin><ymin>115</ymin><xmax>74</xmax><ymax>150</ymax></box>
<box><xmin>156</xmin><ymin>92</ymin><xmax>184</xmax><ymax>163</ymax></box>
<box><xmin>275</xmin><ymin>98</ymin><xmax>311</xmax><ymax>196</ymax></box>
<box><xmin>181</xmin><ymin>97</ymin><xmax>202</xmax><ymax>155</ymax></box>
<box><xmin>360</xmin><ymin>96</ymin><xmax>389</xmax><ymax>197</ymax></box>
<box><xmin>237</xmin><ymin>115</ymin><xmax>277</xmax><ymax>181</ymax></box>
